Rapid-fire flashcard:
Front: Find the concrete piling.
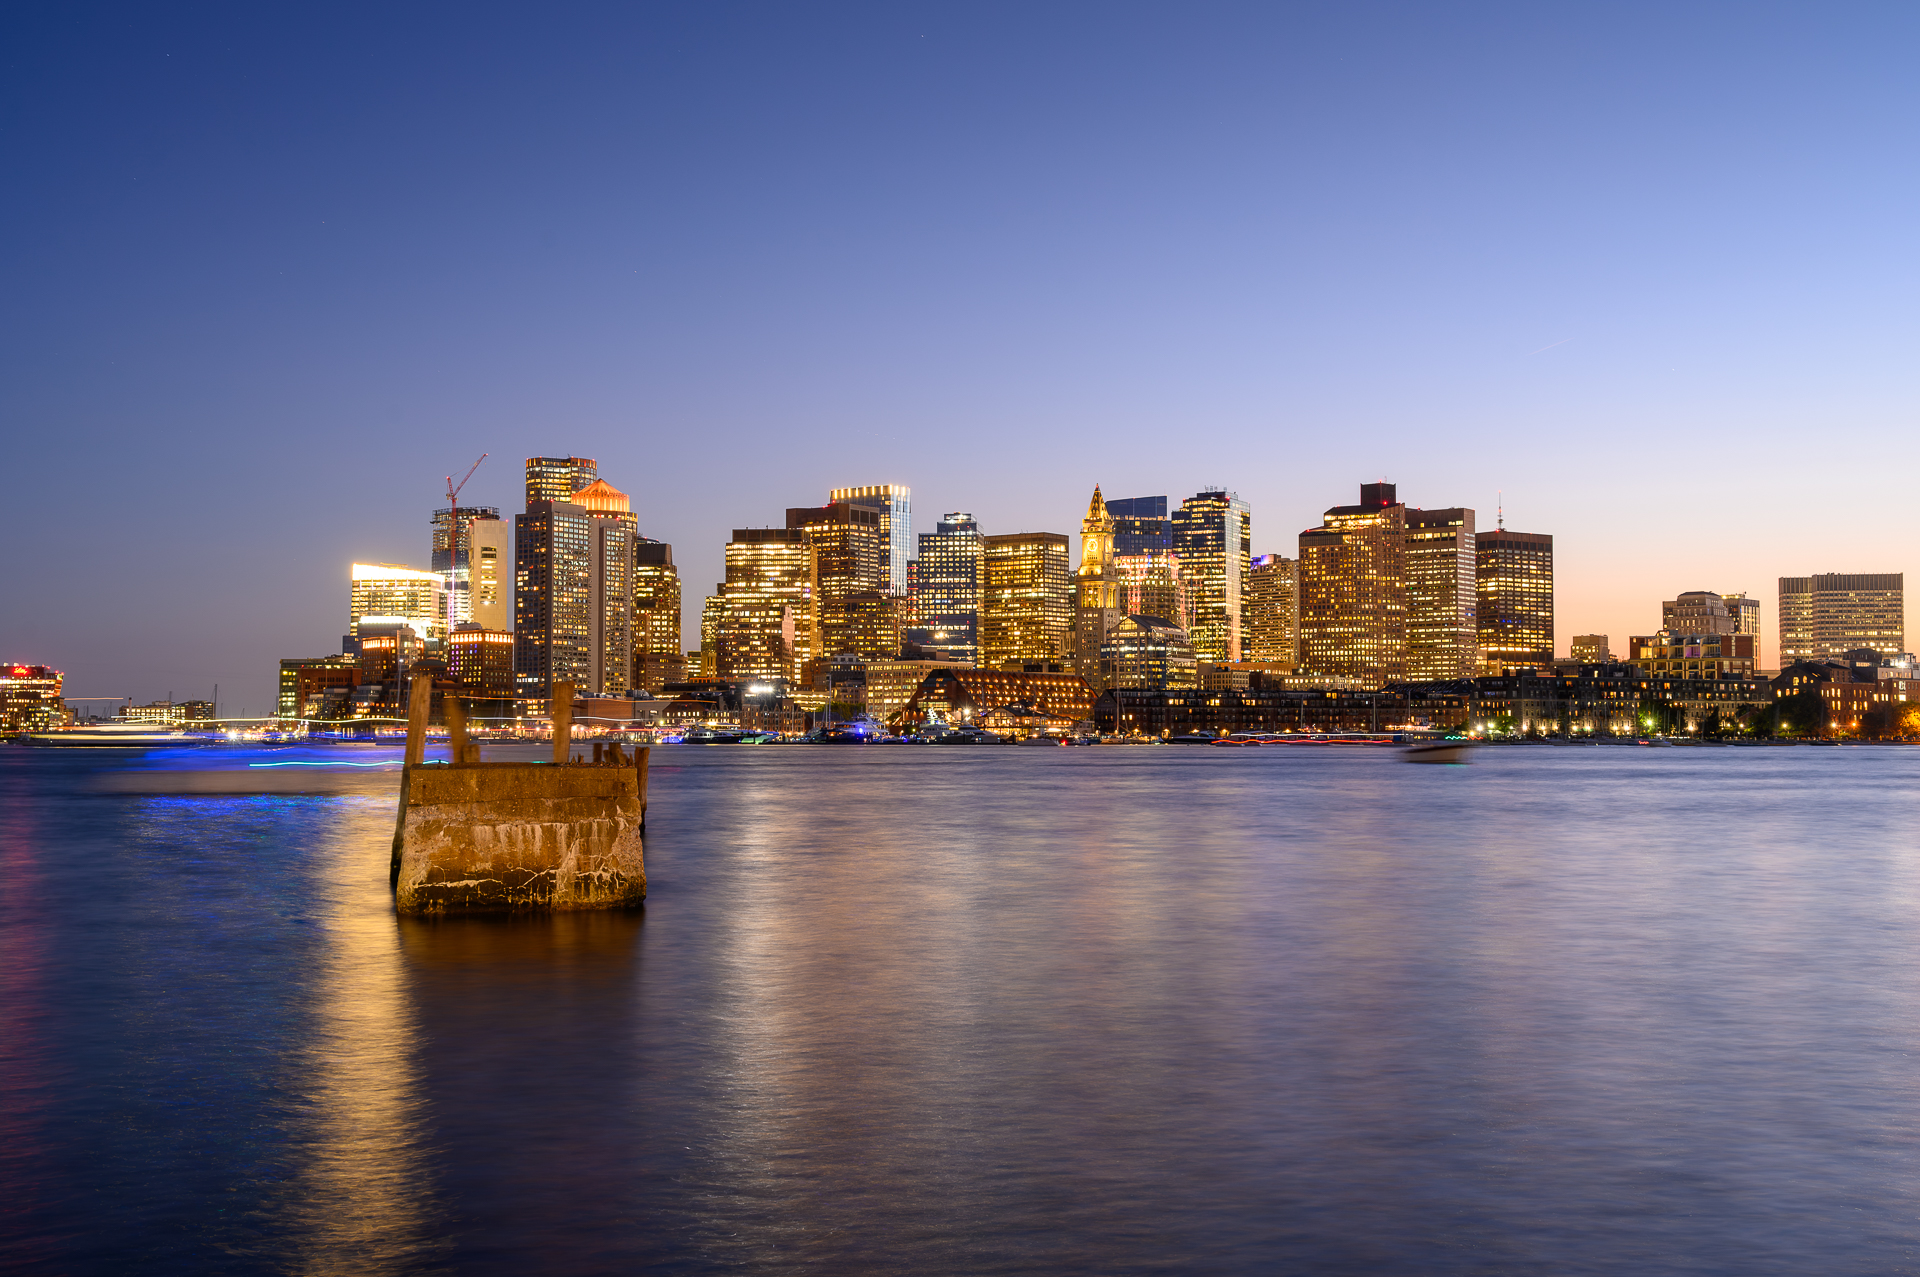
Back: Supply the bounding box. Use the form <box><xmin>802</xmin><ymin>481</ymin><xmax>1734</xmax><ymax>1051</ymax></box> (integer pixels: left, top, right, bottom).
<box><xmin>390</xmin><ymin>671</ymin><xmax>647</xmax><ymax>914</ymax></box>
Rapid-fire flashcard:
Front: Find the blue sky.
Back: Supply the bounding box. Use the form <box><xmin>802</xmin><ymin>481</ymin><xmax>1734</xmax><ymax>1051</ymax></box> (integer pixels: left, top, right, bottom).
<box><xmin>3</xmin><ymin>3</ymin><xmax>1914</xmax><ymax>710</ymax></box>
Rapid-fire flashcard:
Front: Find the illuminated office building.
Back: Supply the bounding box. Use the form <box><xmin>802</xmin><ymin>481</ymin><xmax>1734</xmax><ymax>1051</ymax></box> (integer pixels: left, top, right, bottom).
<box><xmin>447</xmin><ymin>627</ymin><xmax>516</xmax><ymax>705</ymax></box>
<box><xmin>843</xmin><ymin>590</ymin><xmax>903</xmax><ymax>661</ymax></box>
<box><xmin>1245</xmin><ymin>554</ymin><xmax>1298</xmax><ymax>666</ymax></box>
<box><xmin>1114</xmin><ymin>552</ymin><xmax>1187</xmax><ymax>632</ymax></box>
<box><xmin>572</xmin><ymin>479</ymin><xmax>639</xmax><ymax>697</ymax></box>
<box><xmin>1171</xmin><ymin>489</ymin><xmax>1251</xmax><ymax>661</ymax></box>
<box><xmin>524</xmin><ymin>455</ymin><xmax>597</xmax><ymax>507</ymax></box>
<box><xmin>1</xmin><ymin>663</ymin><xmax>69</xmax><ymax>734</ymax></box>
<box><xmin>1476</xmin><ymin>529</ymin><xmax>1554</xmax><ymax>670</ymax></box>
<box><xmin>1723</xmin><ymin>592</ymin><xmax>1761</xmax><ymax>646</ymax></box>
<box><xmin>915</xmin><ymin>512</ymin><xmax>985</xmax><ymax>665</ymax></box>
<box><xmin>350</xmin><ymin>563</ymin><xmax>445</xmax><ymax>645</ymax></box>
<box><xmin>717</xmin><ymin>528</ymin><xmax>810</xmax><ymax>682</ymax></box>
<box><xmin>1073</xmin><ymin>486</ymin><xmax>1122</xmax><ymax>686</ymax></box>
<box><xmin>789</xmin><ymin>503</ymin><xmax>886</xmax><ymax>661</ymax></box>
<box><xmin>1570</xmin><ymin>634</ymin><xmax>1612</xmax><ymax>664</ymax></box>
<box><xmin>981</xmin><ymin>531</ymin><xmax>1071</xmax><ymax>668</ymax></box>
<box><xmin>1100</xmin><ymin>615</ymin><xmax>1198</xmax><ymax>691</ymax></box>
<box><xmin>431</xmin><ymin>506</ymin><xmax>509</xmax><ymax>633</ymax></box>
<box><xmin>829</xmin><ymin>485</ymin><xmax>912</xmax><ymax>596</ymax></box>
<box><xmin>1107</xmin><ymin>496</ymin><xmax>1172</xmax><ymax>556</ymax></box>
<box><xmin>514</xmin><ymin>498</ymin><xmax>592</xmax><ymax>697</ymax></box>
<box><xmin>1661</xmin><ymin>591</ymin><xmax>1738</xmax><ymax>636</ymax></box>
<box><xmin>1629</xmin><ymin>631</ymin><xmax>1756</xmax><ymax>680</ymax></box>
<box><xmin>1779</xmin><ymin>573</ymin><xmax>1904</xmax><ymax>662</ymax></box>
<box><xmin>698</xmin><ymin>594</ymin><xmax>723</xmax><ymax>679</ymax></box>
<box><xmin>1406</xmin><ymin>507</ymin><xmax>1477</xmax><ymax>681</ymax></box>
<box><xmin>1298</xmin><ymin>484</ymin><xmax>1407</xmax><ymax>688</ymax></box>
<box><xmin>633</xmin><ymin>540</ymin><xmax>684</xmax><ymax>692</ymax></box>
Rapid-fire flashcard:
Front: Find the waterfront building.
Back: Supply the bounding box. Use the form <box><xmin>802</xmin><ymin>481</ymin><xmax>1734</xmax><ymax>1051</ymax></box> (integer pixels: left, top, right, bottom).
<box><xmin>1</xmin><ymin>663</ymin><xmax>69</xmax><ymax>734</ymax></box>
<box><xmin>1100</xmin><ymin>615</ymin><xmax>1197</xmax><ymax>690</ymax></box>
<box><xmin>915</xmin><ymin>512</ymin><xmax>984</xmax><ymax>666</ymax></box>
<box><xmin>1107</xmin><ymin>495</ymin><xmax>1172</xmax><ymax>557</ymax></box>
<box><xmin>1476</xmin><ymin>528</ymin><xmax>1554</xmax><ymax>671</ymax></box>
<box><xmin>829</xmin><ymin>484</ymin><xmax>912</xmax><ymax>597</ymax></box>
<box><xmin>863</xmin><ymin>658</ymin><xmax>967</xmax><ymax>722</ymax></box>
<box><xmin>1406</xmin><ymin>507</ymin><xmax>1478</xmax><ymax>681</ymax></box>
<box><xmin>981</xmin><ymin>532</ymin><xmax>1072</xmax><ymax>668</ymax></box>
<box><xmin>1094</xmin><ymin>685</ymin><xmax>1470</xmax><ymax>738</ymax></box>
<box><xmin>524</xmin><ymin>455</ymin><xmax>597</xmax><ymax>507</ymax></box>
<box><xmin>1298</xmin><ymin>483</ymin><xmax>1407</xmax><ymax>688</ymax></box>
<box><xmin>1778</xmin><ymin>573</ymin><xmax>1904</xmax><ymax>662</ymax></box>
<box><xmin>1073</xmin><ymin>487</ymin><xmax>1122</xmax><ymax>686</ymax></box>
<box><xmin>1172</xmin><ymin>489</ymin><xmax>1251</xmax><ymax>661</ymax></box>
<box><xmin>716</xmin><ymin>528</ymin><xmax>810</xmax><ymax>682</ymax></box>
<box><xmin>278</xmin><ymin>654</ymin><xmax>358</xmax><ymax>719</ymax></box>
<box><xmin>447</xmin><ymin>627</ymin><xmax>517</xmax><ymax>706</ymax></box>
<box><xmin>431</xmin><ymin>506</ymin><xmax>510</xmax><ymax>632</ymax></box>
<box><xmin>632</xmin><ymin>540</ymin><xmax>684</xmax><ymax>693</ymax></box>
<box><xmin>897</xmin><ymin>666</ymin><xmax>1094</xmax><ymax>727</ymax></box>
<box><xmin>789</xmin><ymin>503</ymin><xmax>887</xmax><ymax>661</ymax></box>
<box><xmin>350</xmin><ymin>563</ymin><xmax>446</xmax><ymax>645</ymax></box>
<box><xmin>1628</xmin><ymin>631</ymin><xmax>1757</xmax><ymax>680</ymax></box>
<box><xmin>1245</xmin><ymin>554</ymin><xmax>1298</xmax><ymax>667</ymax></box>
<box><xmin>1570</xmin><ymin>634</ymin><xmax>1611</xmax><ymax>664</ymax></box>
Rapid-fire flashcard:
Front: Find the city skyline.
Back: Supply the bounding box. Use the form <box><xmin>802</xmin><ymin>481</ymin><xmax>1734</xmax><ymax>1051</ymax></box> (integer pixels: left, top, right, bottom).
<box><xmin>5</xmin><ymin>7</ymin><xmax>1917</xmax><ymax>712</ymax></box>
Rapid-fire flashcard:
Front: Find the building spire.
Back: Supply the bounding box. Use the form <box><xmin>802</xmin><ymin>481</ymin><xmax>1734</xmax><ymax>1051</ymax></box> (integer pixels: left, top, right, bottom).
<box><xmin>1086</xmin><ymin>484</ymin><xmax>1107</xmax><ymax>521</ymax></box>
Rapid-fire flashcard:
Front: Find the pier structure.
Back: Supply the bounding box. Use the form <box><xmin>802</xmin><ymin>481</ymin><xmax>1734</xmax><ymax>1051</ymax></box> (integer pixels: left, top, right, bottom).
<box><xmin>390</xmin><ymin>675</ymin><xmax>648</xmax><ymax>913</ymax></box>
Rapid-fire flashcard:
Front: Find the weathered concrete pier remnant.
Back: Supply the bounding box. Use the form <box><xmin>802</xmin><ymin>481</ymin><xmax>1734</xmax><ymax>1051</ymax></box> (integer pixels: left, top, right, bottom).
<box><xmin>391</xmin><ymin>678</ymin><xmax>648</xmax><ymax>914</ymax></box>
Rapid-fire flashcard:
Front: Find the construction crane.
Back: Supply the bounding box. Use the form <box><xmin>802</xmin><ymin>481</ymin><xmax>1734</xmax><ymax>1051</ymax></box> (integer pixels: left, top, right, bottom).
<box><xmin>444</xmin><ymin>454</ymin><xmax>489</xmax><ymax>642</ymax></box>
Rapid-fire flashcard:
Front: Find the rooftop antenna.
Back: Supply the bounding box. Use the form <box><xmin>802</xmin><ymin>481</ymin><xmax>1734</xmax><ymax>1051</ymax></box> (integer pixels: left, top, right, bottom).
<box><xmin>1497</xmin><ymin>490</ymin><xmax>1504</xmax><ymax>531</ymax></box>
<box><xmin>445</xmin><ymin>454</ymin><xmax>489</xmax><ymax>642</ymax></box>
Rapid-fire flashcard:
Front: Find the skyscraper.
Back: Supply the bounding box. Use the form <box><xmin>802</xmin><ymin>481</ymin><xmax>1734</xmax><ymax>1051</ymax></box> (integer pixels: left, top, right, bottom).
<box><xmin>1245</xmin><ymin>554</ymin><xmax>1298</xmax><ymax>666</ymax></box>
<box><xmin>513</xmin><ymin>499</ymin><xmax>593</xmax><ymax>698</ymax></box>
<box><xmin>716</xmin><ymin>528</ymin><xmax>810</xmax><ymax>682</ymax></box>
<box><xmin>1114</xmin><ymin>552</ymin><xmax>1187</xmax><ymax>631</ymax></box>
<box><xmin>981</xmin><ymin>532</ymin><xmax>1071</xmax><ymax>668</ymax></box>
<box><xmin>1405</xmin><ymin>507</ymin><xmax>1477</xmax><ymax>680</ymax></box>
<box><xmin>1107</xmin><ymin>495</ymin><xmax>1172</xmax><ymax>557</ymax></box>
<box><xmin>1171</xmin><ymin>489</ymin><xmax>1251</xmax><ymax>661</ymax></box>
<box><xmin>1477</xmin><ymin>529</ymin><xmax>1554</xmax><ymax>670</ymax></box>
<box><xmin>1779</xmin><ymin>574</ymin><xmax>1904</xmax><ymax>662</ymax></box>
<box><xmin>431</xmin><ymin>506</ymin><xmax>510</xmax><ymax>632</ymax></box>
<box><xmin>1722</xmin><ymin>592</ymin><xmax>1761</xmax><ymax>646</ymax></box>
<box><xmin>524</xmin><ymin>456</ymin><xmax>597</xmax><ymax>507</ymax></box>
<box><xmin>829</xmin><ymin>484</ymin><xmax>912</xmax><ymax>596</ymax></box>
<box><xmin>1297</xmin><ymin>484</ymin><xmax>1406</xmax><ymax>687</ymax></box>
<box><xmin>350</xmin><ymin>563</ymin><xmax>446</xmax><ymax>644</ymax></box>
<box><xmin>571</xmin><ymin>478</ymin><xmax>639</xmax><ymax>697</ymax></box>
<box><xmin>1073</xmin><ymin>486</ymin><xmax>1122</xmax><ymax>686</ymax></box>
<box><xmin>916</xmin><ymin>512</ymin><xmax>985</xmax><ymax>665</ymax></box>
<box><xmin>789</xmin><ymin>502</ymin><xmax>887</xmax><ymax>663</ymax></box>
<box><xmin>632</xmin><ymin>540</ymin><xmax>683</xmax><ymax>692</ymax></box>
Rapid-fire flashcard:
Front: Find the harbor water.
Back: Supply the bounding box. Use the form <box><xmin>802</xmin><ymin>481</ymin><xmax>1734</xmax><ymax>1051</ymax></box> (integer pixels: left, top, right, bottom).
<box><xmin>2</xmin><ymin>743</ymin><xmax>1917</xmax><ymax>1274</ymax></box>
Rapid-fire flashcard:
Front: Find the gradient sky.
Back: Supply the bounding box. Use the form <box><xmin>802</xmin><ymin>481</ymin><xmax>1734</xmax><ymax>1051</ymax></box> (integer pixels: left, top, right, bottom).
<box><xmin>4</xmin><ymin>3</ymin><xmax>1915</xmax><ymax>712</ymax></box>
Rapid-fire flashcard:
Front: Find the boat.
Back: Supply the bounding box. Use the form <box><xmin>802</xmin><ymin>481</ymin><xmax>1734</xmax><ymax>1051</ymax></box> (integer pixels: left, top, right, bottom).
<box><xmin>1017</xmin><ymin>734</ymin><xmax>1066</xmax><ymax>746</ymax></box>
<box><xmin>23</xmin><ymin>722</ymin><xmax>212</xmax><ymax>747</ymax></box>
<box><xmin>1404</xmin><ymin>740</ymin><xmax>1475</xmax><ymax>764</ymax></box>
<box><xmin>928</xmin><ymin>726</ymin><xmax>1003</xmax><ymax>745</ymax></box>
<box><xmin>679</xmin><ymin>726</ymin><xmax>746</xmax><ymax>744</ymax></box>
<box><xmin>1165</xmin><ymin>734</ymin><xmax>1219</xmax><ymax>745</ymax></box>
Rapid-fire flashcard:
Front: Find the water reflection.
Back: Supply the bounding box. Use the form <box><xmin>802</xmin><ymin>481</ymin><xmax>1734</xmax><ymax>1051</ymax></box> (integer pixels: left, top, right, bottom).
<box><xmin>283</xmin><ymin>797</ymin><xmax>437</xmax><ymax>1275</ymax></box>
<box><xmin>396</xmin><ymin>909</ymin><xmax>648</xmax><ymax>1270</ymax></box>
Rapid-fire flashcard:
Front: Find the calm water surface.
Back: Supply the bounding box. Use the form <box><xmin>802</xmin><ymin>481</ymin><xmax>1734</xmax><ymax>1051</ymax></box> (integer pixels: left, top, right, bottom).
<box><xmin>3</xmin><ymin>744</ymin><xmax>1917</xmax><ymax>1274</ymax></box>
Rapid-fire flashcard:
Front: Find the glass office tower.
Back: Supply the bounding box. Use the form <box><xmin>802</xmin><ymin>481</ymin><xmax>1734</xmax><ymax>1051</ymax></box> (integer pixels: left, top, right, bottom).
<box><xmin>830</xmin><ymin>484</ymin><xmax>912</xmax><ymax>596</ymax></box>
<box><xmin>915</xmin><ymin>513</ymin><xmax>985</xmax><ymax>665</ymax></box>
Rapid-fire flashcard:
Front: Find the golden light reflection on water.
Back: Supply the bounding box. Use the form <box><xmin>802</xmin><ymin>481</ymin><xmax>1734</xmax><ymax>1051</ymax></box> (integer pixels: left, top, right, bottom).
<box><xmin>285</xmin><ymin>796</ymin><xmax>437</xmax><ymax>1275</ymax></box>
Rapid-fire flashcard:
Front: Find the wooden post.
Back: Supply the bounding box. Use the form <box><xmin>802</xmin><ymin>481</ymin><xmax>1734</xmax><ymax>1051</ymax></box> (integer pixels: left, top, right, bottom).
<box><xmin>551</xmin><ymin>681</ymin><xmax>574</xmax><ymax>765</ymax></box>
<box><xmin>446</xmin><ymin>695</ymin><xmax>469</xmax><ymax>765</ymax></box>
<box><xmin>403</xmin><ymin>669</ymin><xmax>433</xmax><ymax>766</ymax></box>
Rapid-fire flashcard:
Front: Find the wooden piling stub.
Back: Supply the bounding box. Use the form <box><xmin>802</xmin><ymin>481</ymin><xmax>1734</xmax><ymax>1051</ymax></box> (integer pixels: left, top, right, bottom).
<box><xmin>551</xmin><ymin>681</ymin><xmax>574</xmax><ymax>765</ymax></box>
<box><xmin>403</xmin><ymin>670</ymin><xmax>432</xmax><ymax>767</ymax></box>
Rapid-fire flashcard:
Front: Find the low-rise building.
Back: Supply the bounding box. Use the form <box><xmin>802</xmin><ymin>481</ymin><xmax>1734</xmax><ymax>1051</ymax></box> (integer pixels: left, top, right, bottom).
<box><xmin>1628</xmin><ymin>631</ymin><xmax>1757</xmax><ymax>680</ymax></box>
<box><xmin>898</xmin><ymin>667</ymin><xmax>1094</xmax><ymax>727</ymax></box>
<box><xmin>1</xmin><ymin>663</ymin><xmax>69</xmax><ymax>735</ymax></box>
<box><xmin>1092</xmin><ymin>686</ymin><xmax>1470</xmax><ymax>737</ymax></box>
